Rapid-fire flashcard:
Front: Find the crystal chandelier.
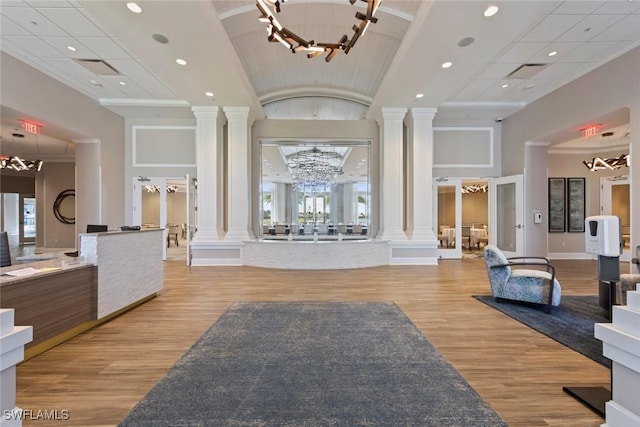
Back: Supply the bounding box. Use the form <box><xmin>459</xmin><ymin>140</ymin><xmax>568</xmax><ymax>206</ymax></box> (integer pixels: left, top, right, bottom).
<box><xmin>286</xmin><ymin>147</ymin><xmax>344</xmax><ymax>192</ymax></box>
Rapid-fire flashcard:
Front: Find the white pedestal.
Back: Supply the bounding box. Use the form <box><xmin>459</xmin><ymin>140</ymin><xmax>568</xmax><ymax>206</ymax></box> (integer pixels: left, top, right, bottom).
<box><xmin>595</xmin><ymin>290</ymin><xmax>640</xmax><ymax>426</ymax></box>
<box><xmin>0</xmin><ymin>309</ymin><xmax>33</xmax><ymax>427</ymax></box>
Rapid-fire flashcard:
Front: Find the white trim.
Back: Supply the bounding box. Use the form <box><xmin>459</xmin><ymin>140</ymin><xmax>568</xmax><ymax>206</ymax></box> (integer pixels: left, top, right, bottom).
<box><xmin>100</xmin><ymin>99</ymin><xmax>190</xmax><ymax>108</ymax></box>
<box><xmin>132</xmin><ymin>125</ymin><xmax>197</xmax><ymax>167</ymax></box>
<box><xmin>433</xmin><ymin>127</ymin><xmax>494</xmax><ymax>168</ymax></box>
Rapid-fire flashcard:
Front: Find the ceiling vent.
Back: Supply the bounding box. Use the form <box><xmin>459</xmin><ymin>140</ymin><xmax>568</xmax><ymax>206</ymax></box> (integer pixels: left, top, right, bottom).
<box><xmin>505</xmin><ymin>63</ymin><xmax>548</xmax><ymax>79</ymax></box>
<box><xmin>73</xmin><ymin>59</ymin><xmax>121</xmax><ymax>76</ymax></box>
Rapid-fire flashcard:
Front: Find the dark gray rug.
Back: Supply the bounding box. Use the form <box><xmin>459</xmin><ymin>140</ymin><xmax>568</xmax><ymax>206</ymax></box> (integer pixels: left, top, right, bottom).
<box><xmin>120</xmin><ymin>302</ymin><xmax>506</xmax><ymax>426</ymax></box>
<box><xmin>474</xmin><ymin>295</ymin><xmax>611</xmax><ymax>368</ymax></box>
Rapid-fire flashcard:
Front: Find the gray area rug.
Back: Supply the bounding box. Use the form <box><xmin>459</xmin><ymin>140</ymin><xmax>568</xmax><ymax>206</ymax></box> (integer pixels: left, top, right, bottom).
<box><xmin>120</xmin><ymin>302</ymin><xmax>506</xmax><ymax>426</ymax></box>
<box><xmin>474</xmin><ymin>295</ymin><xmax>610</xmax><ymax>368</ymax></box>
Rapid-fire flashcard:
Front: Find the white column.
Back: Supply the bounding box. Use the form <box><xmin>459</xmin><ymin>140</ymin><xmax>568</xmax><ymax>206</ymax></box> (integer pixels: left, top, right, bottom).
<box><xmin>73</xmin><ymin>139</ymin><xmax>101</xmax><ymax>235</ymax></box>
<box><xmin>271</xmin><ymin>182</ymin><xmax>286</xmax><ymax>223</ymax></box>
<box><xmin>1</xmin><ymin>309</ymin><xmax>33</xmax><ymax>427</ymax></box>
<box><xmin>407</xmin><ymin>108</ymin><xmax>438</xmax><ymax>241</ymax></box>
<box><xmin>224</xmin><ymin>107</ymin><xmax>252</xmax><ymax>241</ymax></box>
<box><xmin>343</xmin><ymin>183</ymin><xmax>354</xmax><ymax>223</ymax></box>
<box><xmin>191</xmin><ymin>106</ymin><xmax>221</xmax><ymax>241</ymax></box>
<box><xmin>379</xmin><ymin>108</ymin><xmax>407</xmax><ymax>241</ymax></box>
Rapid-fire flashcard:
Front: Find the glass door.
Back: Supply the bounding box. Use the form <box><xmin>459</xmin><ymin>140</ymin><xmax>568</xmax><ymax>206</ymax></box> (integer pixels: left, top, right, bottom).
<box><xmin>133</xmin><ymin>177</ymin><xmax>167</xmax><ymax>260</ymax></box>
<box><xmin>433</xmin><ymin>178</ymin><xmax>462</xmax><ymax>259</ymax></box>
<box><xmin>489</xmin><ymin>175</ymin><xmax>524</xmax><ymax>257</ymax></box>
<box><xmin>601</xmin><ymin>175</ymin><xmax>630</xmax><ymax>262</ymax></box>
<box><xmin>19</xmin><ymin>195</ymin><xmax>36</xmax><ymax>244</ymax></box>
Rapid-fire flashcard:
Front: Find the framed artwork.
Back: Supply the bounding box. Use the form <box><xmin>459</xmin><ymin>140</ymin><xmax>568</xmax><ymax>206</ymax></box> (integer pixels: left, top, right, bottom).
<box><xmin>567</xmin><ymin>177</ymin><xmax>586</xmax><ymax>232</ymax></box>
<box><xmin>548</xmin><ymin>178</ymin><xmax>565</xmax><ymax>232</ymax></box>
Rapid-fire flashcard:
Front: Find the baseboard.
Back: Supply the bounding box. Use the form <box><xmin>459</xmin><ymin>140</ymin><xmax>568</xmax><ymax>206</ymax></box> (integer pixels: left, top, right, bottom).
<box><xmin>548</xmin><ymin>252</ymin><xmax>597</xmax><ymax>260</ymax></box>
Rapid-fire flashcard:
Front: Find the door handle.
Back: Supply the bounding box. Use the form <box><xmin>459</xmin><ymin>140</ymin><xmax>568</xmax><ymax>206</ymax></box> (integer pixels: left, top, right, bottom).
<box><xmin>515</xmin><ymin>224</ymin><xmax>523</xmax><ymax>229</ymax></box>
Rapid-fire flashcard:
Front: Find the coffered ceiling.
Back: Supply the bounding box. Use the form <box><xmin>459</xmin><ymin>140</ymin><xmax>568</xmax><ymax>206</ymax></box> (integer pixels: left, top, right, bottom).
<box><xmin>1</xmin><ymin>0</ymin><xmax>639</xmax><ymax>159</ymax></box>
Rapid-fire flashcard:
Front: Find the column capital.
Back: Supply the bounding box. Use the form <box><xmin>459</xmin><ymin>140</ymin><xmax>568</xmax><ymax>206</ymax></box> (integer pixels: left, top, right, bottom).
<box><xmin>409</xmin><ymin>107</ymin><xmax>437</xmax><ymax>120</ymax></box>
<box><xmin>381</xmin><ymin>107</ymin><xmax>407</xmax><ymax>121</ymax></box>
<box><xmin>223</xmin><ymin>106</ymin><xmax>250</xmax><ymax>118</ymax></box>
<box><xmin>191</xmin><ymin>106</ymin><xmax>219</xmax><ymax>118</ymax></box>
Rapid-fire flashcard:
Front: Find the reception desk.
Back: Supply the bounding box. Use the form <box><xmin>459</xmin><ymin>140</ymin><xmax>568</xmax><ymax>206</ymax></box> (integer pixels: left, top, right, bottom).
<box><xmin>80</xmin><ymin>228</ymin><xmax>163</xmax><ymax>319</ymax></box>
<box><xmin>0</xmin><ymin>228</ymin><xmax>163</xmax><ymax>360</ymax></box>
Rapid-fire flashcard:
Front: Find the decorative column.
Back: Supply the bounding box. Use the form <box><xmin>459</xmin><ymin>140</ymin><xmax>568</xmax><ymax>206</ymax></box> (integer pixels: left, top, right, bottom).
<box><xmin>191</xmin><ymin>106</ymin><xmax>222</xmax><ymax>242</ymax></box>
<box><xmin>407</xmin><ymin>107</ymin><xmax>438</xmax><ymax>241</ymax></box>
<box><xmin>271</xmin><ymin>182</ymin><xmax>286</xmax><ymax>224</ymax></box>
<box><xmin>0</xmin><ymin>309</ymin><xmax>33</xmax><ymax>427</ymax></box>
<box><xmin>379</xmin><ymin>108</ymin><xmax>407</xmax><ymax>241</ymax></box>
<box><xmin>224</xmin><ymin>107</ymin><xmax>252</xmax><ymax>241</ymax></box>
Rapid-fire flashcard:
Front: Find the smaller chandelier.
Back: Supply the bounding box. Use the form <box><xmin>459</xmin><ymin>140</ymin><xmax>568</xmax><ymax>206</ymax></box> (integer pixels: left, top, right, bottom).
<box><xmin>582</xmin><ymin>154</ymin><xmax>629</xmax><ymax>172</ymax></box>
<box><xmin>256</xmin><ymin>0</ymin><xmax>381</xmax><ymax>62</ymax></box>
<box><xmin>462</xmin><ymin>184</ymin><xmax>488</xmax><ymax>194</ymax></box>
<box><xmin>0</xmin><ymin>155</ymin><xmax>43</xmax><ymax>172</ymax></box>
<box><xmin>145</xmin><ymin>184</ymin><xmax>179</xmax><ymax>193</ymax></box>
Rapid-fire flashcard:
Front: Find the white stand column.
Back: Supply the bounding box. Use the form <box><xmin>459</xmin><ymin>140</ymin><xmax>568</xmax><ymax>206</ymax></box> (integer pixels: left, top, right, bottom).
<box><xmin>0</xmin><ymin>309</ymin><xmax>33</xmax><ymax>427</ymax></box>
<box><xmin>379</xmin><ymin>108</ymin><xmax>407</xmax><ymax>241</ymax></box>
<box><xmin>595</xmin><ymin>290</ymin><xmax>640</xmax><ymax>426</ymax></box>
<box><xmin>224</xmin><ymin>107</ymin><xmax>252</xmax><ymax>241</ymax></box>
<box><xmin>191</xmin><ymin>106</ymin><xmax>222</xmax><ymax>242</ymax></box>
<box><xmin>407</xmin><ymin>107</ymin><xmax>438</xmax><ymax>242</ymax></box>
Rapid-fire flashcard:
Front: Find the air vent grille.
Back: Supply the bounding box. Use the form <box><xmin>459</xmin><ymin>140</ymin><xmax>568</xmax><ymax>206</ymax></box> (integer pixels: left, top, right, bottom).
<box><xmin>505</xmin><ymin>63</ymin><xmax>547</xmax><ymax>79</ymax></box>
<box><xmin>73</xmin><ymin>59</ymin><xmax>121</xmax><ymax>76</ymax></box>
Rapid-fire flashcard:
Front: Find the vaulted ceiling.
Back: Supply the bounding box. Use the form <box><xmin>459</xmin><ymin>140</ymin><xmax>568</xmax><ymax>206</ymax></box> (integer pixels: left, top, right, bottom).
<box><xmin>1</xmin><ymin>0</ymin><xmax>639</xmax><ymax>159</ymax></box>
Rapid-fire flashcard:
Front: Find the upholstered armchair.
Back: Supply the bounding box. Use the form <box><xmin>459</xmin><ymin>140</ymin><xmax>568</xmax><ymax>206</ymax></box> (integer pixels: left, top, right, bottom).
<box><xmin>483</xmin><ymin>244</ymin><xmax>562</xmax><ymax>313</ymax></box>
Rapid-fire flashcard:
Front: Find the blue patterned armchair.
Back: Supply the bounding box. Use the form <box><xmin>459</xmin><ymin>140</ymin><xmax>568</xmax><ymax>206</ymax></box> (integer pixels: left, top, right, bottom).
<box><xmin>484</xmin><ymin>244</ymin><xmax>562</xmax><ymax>313</ymax></box>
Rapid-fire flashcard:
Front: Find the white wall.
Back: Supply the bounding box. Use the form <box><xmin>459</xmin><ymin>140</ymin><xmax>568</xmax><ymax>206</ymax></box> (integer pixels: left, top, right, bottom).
<box><xmin>2</xmin><ymin>194</ymin><xmax>19</xmax><ymax>234</ymax></box>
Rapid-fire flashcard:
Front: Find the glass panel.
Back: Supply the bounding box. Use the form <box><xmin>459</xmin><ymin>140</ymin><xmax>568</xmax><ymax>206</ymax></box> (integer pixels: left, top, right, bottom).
<box><xmin>437</xmin><ymin>185</ymin><xmax>456</xmax><ymax>249</ymax></box>
<box><xmin>260</xmin><ymin>141</ymin><xmax>370</xmax><ymax>238</ymax></box>
<box><xmin>496</xmin><ymin>182</ymin><xmax>516</xmax><ymax>252</ymax></box>
<box><xmin>612</xmin><ymin>183</ymin><xmax>630</xmax><ymax>249</ymax></box>
<box><xmin>141</xmin><ymin>185</ymin><xmax>161</xmax><ymax>229</ymax></box>
<box><xmin>23</xmin><ymin>197</ymin><xmax>36</xmax><ymax>239</ymax></box>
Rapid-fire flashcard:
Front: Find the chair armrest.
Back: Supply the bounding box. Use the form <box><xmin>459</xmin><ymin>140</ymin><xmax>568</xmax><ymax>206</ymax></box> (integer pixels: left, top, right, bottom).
<box><xmin>507</xmin><ymin>256</ymin><xmax>551</xmax><ymax>263</ymax></box>
<box><xmin>490</xmin><ymin>261</ymin><xmax>555</xmax><ymax>276</ymax></box>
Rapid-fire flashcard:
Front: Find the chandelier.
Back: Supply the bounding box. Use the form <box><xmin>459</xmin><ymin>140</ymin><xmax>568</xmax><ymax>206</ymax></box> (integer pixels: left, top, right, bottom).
<box><xmin>582</xmin><ymin>130</ymin><xmax>630</xmax><ymax>172</ymax></box>
<box><xmin>462</xmin><ymin>184</ymin><xmax>488</xmax><ymax>194</ymax></box>
<box><xmin>0</xmin><ymin>133</ymin><xmax>43</xmax><ymax>172</ymax></box>
<box><xmin>286</xmin><ymin>147</ymin><xmax>344</xmax><ymax>191</ymax></box>
<box><xmin>256</xmin><ymin>0</ymin><xmax>381</xmax><ymax>62</ymax></box>
<box><xmin>145</xmin><ymin>184</ymin><xmax>178</xmax><ymax>193</ymax></box>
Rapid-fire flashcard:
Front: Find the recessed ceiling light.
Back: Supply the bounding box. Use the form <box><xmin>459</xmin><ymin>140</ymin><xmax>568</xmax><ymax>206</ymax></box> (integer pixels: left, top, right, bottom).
<box><xmin>176</xmin><ymin>58</ymin><xmax>187</xmax><ymax>65</ymax></box>
<box><xmin>126</xmin><ymin>2</ymin><xmax>142</xmax><ymax>13</ymax></box>
<box><xmin>89</xmin><ymin>79</ymin><xmax>102</xmax><ymax>87</ymax></box>
<box><xmin>548</xmin><ymin>51</ymin><xmax>558</xmax><ymax>57</ymax></box>
<box><xmin>501</xmin><ymin>84</ymin><xmax>509</xmax><ymax>88</ymax></box>
<box><xmin>441</xmin><ymin>61</ymin><xmax>452</xmax><ymax>69</ymax></box>
<box><xmin>66</xmin><ymin>45</ymin><xmax>77</xmax><ymax>52</ymax></box>
<box><xmin>484</xmin><ymin>5</ymin><xmax>499</xmax><ymax>17</ymax></box>
<box><xmin>119</xmin><ymin>81</ymin><xmax>127</xmax><ymax>86</ymax></box>
<box><xmin>205</xmin><ymin>92</ymin><xmax>214</xmax><ymax>97</ymax></box>
<box><xmin>416</xmin><ymin>93</ymin><xmax>424</xmax><ymax>98</ymax></box>
<box><xmin>524</xmin><ymin>83</ymin><xmax>536</xmax><ymax>89</ymax></box>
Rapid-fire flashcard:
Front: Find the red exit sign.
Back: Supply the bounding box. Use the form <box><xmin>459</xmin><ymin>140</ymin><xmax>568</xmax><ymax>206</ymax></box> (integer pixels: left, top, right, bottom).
<box><xmin>582</xmin><ymin>126</ymin><xmax>599</xmax><ymax>138</ymax></box>
<box><xmin>21</xmin><ymin>121</ymin><xmax>40</xmax><ymax>134</ymax></box>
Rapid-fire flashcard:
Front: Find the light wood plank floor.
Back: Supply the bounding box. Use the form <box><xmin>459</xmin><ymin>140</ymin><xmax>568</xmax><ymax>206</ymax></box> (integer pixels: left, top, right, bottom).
<box><xmin>16</xmin><ymin>258</ymin><xmax>610</xmax><ymax>426</ymax></box>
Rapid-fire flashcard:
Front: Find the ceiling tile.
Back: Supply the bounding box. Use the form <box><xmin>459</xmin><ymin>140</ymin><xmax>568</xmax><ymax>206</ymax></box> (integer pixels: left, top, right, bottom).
<box><xmin>520</xmin><ymin>14</ymin><xmax>586</xmax><ymax>42</ymax></box>
<box><xmin>592</xmin><ymin>1</ymin><xmax>640</xmax><ymax>15</ymax></box>
<box><xmin>4</xmin><ymin>35</ymin><xmax>65</xmax><ymax>58</ymax></box>
<box><xmin>527</xmin><ymin>41</ymin><xmax>583</xmax><ymax>62</ymax></box>
<box><xmin>561</xmin><ymin>41</ymin><xmax>623</xmax><ymax>62</ymax></box>
<box><xmin>494</xmin><ymin>42</ymin><xmax>548</xmax><ymax>64</ymax></box>
<box><xmin>550</xmin><ymin>1</ymin><xmax>606</xmax><ymax>15</ymax></box>
<box><xmin>0</xmin><ymin>15</ymin><xmax>32</xmax><ymax>35</ymax></box>
<box><xmin>1</xmin><ymin>6</ymin><xmax>67</xmax><ymax>36</ymax></box>
<box><xmin>38</xmin><ymin>7</ymin><xmax>106</xmax><ymax>37</ymax></box>
<box><xmin>531</xmin><ymin>62</ymin><xmax>583</xmax><ymax>79</ymax></box>
<box><xmin>76</xmin><ymin>36</ymin><xmax>130</xmax><ymax>59</ymax></box>
<box><xmin>591</xmin><ymin>14</ymin><xmax>640</xmax><ymax>41</ymax></box>
<box><xmin>39</xmin><ymin>35</ymin><xmax>89</xmax><ymax>56</ymax></box>
<box><xmin>556</xmin><ymin>14</ymin><xmax>624</xmax><ymax>42</ymax></box>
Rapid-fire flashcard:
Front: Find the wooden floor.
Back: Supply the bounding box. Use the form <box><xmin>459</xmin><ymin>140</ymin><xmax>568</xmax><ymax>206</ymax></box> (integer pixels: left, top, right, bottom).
<box><xmin>15</xmin><ymin>257</ymin><xmax>610</xmax><ymax>426</ymax></box>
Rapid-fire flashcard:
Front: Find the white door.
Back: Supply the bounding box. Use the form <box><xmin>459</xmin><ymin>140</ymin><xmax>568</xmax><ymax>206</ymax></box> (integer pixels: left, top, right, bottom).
<box><xmin>601</xmin><ymin>175</ymin><xmax>630</xmax><ymax>262</ymax></box>
<box><xmin>186</xmin><ymin>174</ymin><xmax>197</xmax><ymax>266</ymax></box>
<box><xmin>489</xmin><ymin>174</ymin><xmax>524</xmax><ymax>258</ymax></box>
<box><xmin>433</xmin><ymin>178</ymin><xmax>462</xmax><ymax>259</ymax></box>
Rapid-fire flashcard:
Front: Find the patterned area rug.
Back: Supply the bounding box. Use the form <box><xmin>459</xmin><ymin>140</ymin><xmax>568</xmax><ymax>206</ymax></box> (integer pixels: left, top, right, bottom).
<box><xmin>475</xmin><ymin>295</ymin><xmax>610</xmax><ymax>367</ymax></box>
<box><xmin>120</xmin><ymin>302</ymin><xmax>506</xmax><ymax>426</ymax></box>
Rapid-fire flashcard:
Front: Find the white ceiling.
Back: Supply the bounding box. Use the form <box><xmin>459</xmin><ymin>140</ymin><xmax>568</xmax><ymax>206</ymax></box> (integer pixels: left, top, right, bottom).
<box><xmin>1</xmin><ymin>0</ymin><xmax>639</xmax><ymax>159</ymax></box>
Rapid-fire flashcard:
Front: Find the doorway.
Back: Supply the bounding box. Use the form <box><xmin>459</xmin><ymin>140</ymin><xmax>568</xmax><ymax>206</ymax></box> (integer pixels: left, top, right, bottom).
<box><xmin>601</xmin><ymin>175</ymin><xmax>630</xmax><ymax>262</ymax></box>
<box><xmin>132</xmin><ymin>177</ymin><xmax>188</xmax><ymax>261</ymax></box>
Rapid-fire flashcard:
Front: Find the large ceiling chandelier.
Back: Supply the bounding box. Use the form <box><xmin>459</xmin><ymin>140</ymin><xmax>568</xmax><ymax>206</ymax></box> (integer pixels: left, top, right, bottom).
<box><xmin>0</xmin><ymin>133</ymin><xmax>44</xmax><ymax>172</ymax></box>
<box><xmin>582</xmin><ymin>130</ymin><xmax>630</xmax><ymax>172</ymax></box>
<box><xmin>286</xmin><ymin>147</ymin><xmax>344</xmax><ymax>191</ymax></box>
<box><xmin>256</xmin><ymin>0</ymin><xmax>381</xmax><ymax>62</ymax></box>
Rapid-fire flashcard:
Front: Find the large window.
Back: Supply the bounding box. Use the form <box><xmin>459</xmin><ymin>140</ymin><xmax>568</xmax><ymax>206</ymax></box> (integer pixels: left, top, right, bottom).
<box><xmin>259</xmin><ymin>141</ymin><xmax>371</xmax><ymax>235</ymax></box>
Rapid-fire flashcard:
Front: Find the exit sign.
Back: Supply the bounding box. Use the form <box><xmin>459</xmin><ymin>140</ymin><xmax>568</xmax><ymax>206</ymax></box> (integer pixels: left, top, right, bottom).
<box><xmin>21</xmin><ymin>121</ymin><xmax>40</xmax><ymax>134</ymax></box>
<box><xmin>582</xmin><ymin>126</ymin><xmax>599</xmax><ymax>138</ymax></box>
